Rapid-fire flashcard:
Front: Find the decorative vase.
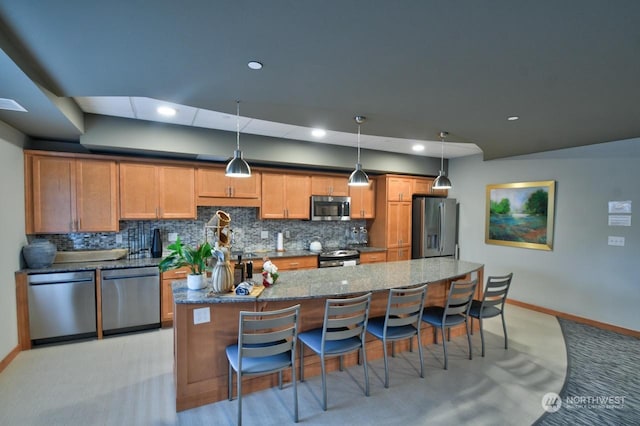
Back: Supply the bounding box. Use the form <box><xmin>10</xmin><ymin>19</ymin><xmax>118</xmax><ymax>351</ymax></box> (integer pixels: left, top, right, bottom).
<box><xmin>187</xmin><ymin>274</ymin><xmax>205</xmax><ymax>290</ymax></box>
<box><xmin>22</xmin><ymin>239</ymin><xmax>57</xmax><ymax>268</ymax></box>
<box><xmin>211</xmin><ymin>260</ymin><xmax>234</xmax><ymax>293</ymax></box>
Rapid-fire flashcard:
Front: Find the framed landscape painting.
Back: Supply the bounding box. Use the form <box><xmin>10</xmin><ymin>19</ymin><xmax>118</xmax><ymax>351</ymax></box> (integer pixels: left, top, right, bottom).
<box><xmin>485</xmin><ymin>180</ymin><xmax>556</xmax><ymax>250</ymax></box>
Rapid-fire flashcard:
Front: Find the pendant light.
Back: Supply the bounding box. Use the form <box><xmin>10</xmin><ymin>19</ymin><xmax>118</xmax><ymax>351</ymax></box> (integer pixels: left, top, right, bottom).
<box><xmin>348</xmin><ymin>115</ymin><xmax>370</xmax><ymax>186</ymax></box>
<box><xmin>225</xmin><ymin>100</ymin><xmax>251</xmax><ymax>177</ymax></box>
<box><xmin>433</xmin><ymin>131</ymin><xmax>452</xmax><ymax>189</ymax></box>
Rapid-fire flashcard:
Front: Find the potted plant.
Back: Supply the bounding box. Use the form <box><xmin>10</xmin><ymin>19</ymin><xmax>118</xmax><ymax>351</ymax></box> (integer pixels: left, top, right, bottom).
<box><xmin>159</xmin><ymin>236</ymin><xmax>212</xmax><ymax>290</ymax></box>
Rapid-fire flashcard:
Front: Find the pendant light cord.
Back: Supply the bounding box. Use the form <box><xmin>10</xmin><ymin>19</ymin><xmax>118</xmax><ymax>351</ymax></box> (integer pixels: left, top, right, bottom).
<box><xmin>357</xmin><ymin>123</ymin><xmax>361</xmax><ymax>163</ymax></box>
<box><xmin>440</xmin><ymin>134</ymin><xmax>444</xmax><ymax>173</ymax></box>
<box><xmin>236</xmin><ymin>100</ymin><xmax>241</xmax><ymax>150</ymax></box>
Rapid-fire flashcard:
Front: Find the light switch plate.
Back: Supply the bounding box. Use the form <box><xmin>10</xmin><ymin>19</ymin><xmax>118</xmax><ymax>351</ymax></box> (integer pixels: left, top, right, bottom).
<box><xmin>608</xmin><ymin>236</ymin><xmax>625</xmax><ymax>246</ymax></box>
<box><xmin>115</xmin><ymin>234</ymin><xmax>123</xmax><ymax>244</ymax></box>
<box><xmin>193</xmin><ymin>307</ymin><xmax>211</xmax><ymax>324</ymax></box>
<box><xmin>168</xmin><ymin>232</ymin><xmax>178</xmax><ymax>242</ymax></box>
<box><xmin>261</xmin><ymin>230</ymin><xmax>269</xmax><ymax>239</ymax></box>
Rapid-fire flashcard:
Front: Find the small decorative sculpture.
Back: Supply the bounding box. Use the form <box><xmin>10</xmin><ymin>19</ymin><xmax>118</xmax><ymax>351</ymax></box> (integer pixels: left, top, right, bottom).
<box><xmin>205</xmin><ymin>210</ymin><xmax>234</xmax><ymax>293</ymax></box>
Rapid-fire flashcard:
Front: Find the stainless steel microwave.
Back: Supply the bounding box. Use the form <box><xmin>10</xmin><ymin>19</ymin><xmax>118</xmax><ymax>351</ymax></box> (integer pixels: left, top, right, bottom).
<box><xmin>310</xmin><ymin>196</ymin><xmax>351</xmax><ymax>221</ymax></box>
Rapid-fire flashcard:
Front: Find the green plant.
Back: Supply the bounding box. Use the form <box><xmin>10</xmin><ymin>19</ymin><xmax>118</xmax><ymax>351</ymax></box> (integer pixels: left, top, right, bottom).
<box><xmin>158</xmin><ymin>236</ymin><xmax>212</xmax><ymax>275</ymax></box>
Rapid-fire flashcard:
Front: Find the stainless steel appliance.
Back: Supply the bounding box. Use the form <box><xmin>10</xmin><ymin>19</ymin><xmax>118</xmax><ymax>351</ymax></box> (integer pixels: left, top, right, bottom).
<box><xmin>318</xmin><ymin>249</ymin><xmax>360</xmax><ymax>268</ymax></box>
<box><xmin>310</xmin><ymin>195</ymin><xmax>351</xmax><ymax>221</ymax></box>
<box><xmin>101</xmin><ymin>266</ymin><xmax>160</xmax><ymax>335</ymax></box>
<box><xmin>412</xmin><ymin>197</ymin><xmax>458</xmax><ymax>258</ymax></box>
<box><xmin>28</xmin><ymin>271</ymin><xmax>97</xmax><ymax>345</ymax></box>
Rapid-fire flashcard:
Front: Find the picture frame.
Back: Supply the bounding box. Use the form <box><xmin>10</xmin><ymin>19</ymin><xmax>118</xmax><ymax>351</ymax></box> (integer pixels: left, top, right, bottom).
<box><xmin>485</xmin><ymin>180</ymin><xmax>556</xmax><ymax>250</ymax></box>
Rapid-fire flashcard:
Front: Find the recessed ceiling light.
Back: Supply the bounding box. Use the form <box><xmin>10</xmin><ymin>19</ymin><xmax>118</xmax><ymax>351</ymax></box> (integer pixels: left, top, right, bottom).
<box><xmin>157</xmin><ymin>106</ymin><xmax>176</xmax><ymax>117</ymax></box>
<box><xmin>507</xmin><ymin>116</ymin><xmax>519</xmax><ymax>121</ymax></box>
<box><xmin>248</xmin><ymin>61</ymin><xmax>263</xmax><ymax>70</ymax></box>
<box><xmin>412</xmin><ymin>144</ymin><xmax>425</xmax><ymax>152</ymax></box>
<box><xmin>311</xmin><ymin>128</ymin><xmax>326</xmax><ymax>138</ymax></box>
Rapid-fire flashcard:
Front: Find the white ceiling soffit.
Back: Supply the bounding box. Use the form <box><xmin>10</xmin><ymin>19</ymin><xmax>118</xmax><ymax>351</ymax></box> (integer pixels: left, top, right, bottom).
<box><xmin>75</xmin><ymin>97</ymin><xmax>482</xmax><ymax>159</ymax></box>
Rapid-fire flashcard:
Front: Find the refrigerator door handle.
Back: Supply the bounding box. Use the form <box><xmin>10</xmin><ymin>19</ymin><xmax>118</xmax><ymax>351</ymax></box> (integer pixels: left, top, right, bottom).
<box><xmin>439</xmin><ymin>202</ymin><xmax>444</xmax><ymax>253</ymax></box>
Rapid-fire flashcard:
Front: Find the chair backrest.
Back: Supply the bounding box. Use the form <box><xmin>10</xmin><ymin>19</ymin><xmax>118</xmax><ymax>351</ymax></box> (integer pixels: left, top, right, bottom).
<box><xmin>321</xmin><ymin>293</ymin><xmax>372</xmax><ymax>350</ymax></box>
<box><xmin>383</xmin><ymin>284</ymin><xmax>428</xmax><ymax>334</ymax></box>
<box><xmin>238</xmin><ymin>304</ymin><xmax>300</xmax><ymax>362</ymax></box>
<box><xmin>443</xmin><ymin>279</ymin><xmax>478</xmax><ymax>317</ymax></box>
<box><xmin>480</xmin><ymin>273</ymin><xmax>513</xmax><ymax>310</ymax></box>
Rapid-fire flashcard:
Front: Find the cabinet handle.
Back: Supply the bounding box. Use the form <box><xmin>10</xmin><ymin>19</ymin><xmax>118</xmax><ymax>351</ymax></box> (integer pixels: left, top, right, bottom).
<box><xmin>175</xmin><ymin>271</ymin><xmax>187</xmax><ymax>276</ymax></box>
<box><xmin>289</xmin><ymin>262</ymin><xmax>299</xmax><ymax>266</ymax></box>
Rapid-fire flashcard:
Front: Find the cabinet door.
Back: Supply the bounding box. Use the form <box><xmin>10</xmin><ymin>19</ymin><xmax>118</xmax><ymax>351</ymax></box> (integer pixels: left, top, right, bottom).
<box><xmin>386</xmin><ymin>201</ymin><xmax>412</xmax><ymax>248</ymax></box>
<box><xmin>414</xmin><ymin>177</ymin><xmax>448</xmax><ymax>197</ymax></box>
<box><xmin>31</xmin><ymin>156</ymin><xmax>75</xmax><ymax>233</ymax></box>
<box><xmin>161</xmin><ymin>267</ymin><xmax>189</xmax><ymax>324</ymax></box>
<box><xmin>76</xmin><ymin>159</ymin><xmax>119</xmax><ymax>232</ymax></box>
<box><xmin>285</xmin><ymin>175</ymin><xmax>311</xmax><ymax>218</ymax></box>
<box><xmin>120</xmin><ymin>163</ymin><xmax>159</xmax><ymax>219</ymax></box>
<box><xmin>387</xmin><ymin>177</ymin><xmax>413</xmax><ymax>201</ymax></box>
<box><xmin>278</xmin><ymin>256</ymin><xmax>317</xmax><ymax>270</ymax></box>
<box><xmin>159</xmin><ymin>165</ymin><xmax>195</xmax><ymax>219</ymax></box>
<box><xmin>229</xmin><ymin>172</ymin><xmax>261</xmax><ymax>198</ymax></box>
<box><xmin>197</xmin><ymin>167</ymin><xmax>229</xmax><ymax>197</ymax></box>
<box><xmin>359</xmin><ymin>251</ymin><xmax>386</xmax><ymax>264</ymax></box>
<box><xmin>260</xmin><ymin>173</ymin><xmax>286</xmax><ymax>218</ymax></box>
<box><xmin>311</xmin><ymin>175</ymin><xmax>348</xmax><ymax>196</ymax></box>
<box><xmin>387</xmin><ymin>247</ymin><xmax>411</xmax><ymax>262</ymax></box>
<box><xmin>350</xmin><ymin>179</ymin><xmax>376</xmax><ymax>219</ymax></box>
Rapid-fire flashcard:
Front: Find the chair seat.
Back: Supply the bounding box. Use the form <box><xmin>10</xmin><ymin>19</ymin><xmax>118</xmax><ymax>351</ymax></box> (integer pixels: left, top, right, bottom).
<box><xmin>468</xmin><ymin>301</ymin><xmax>502</xmax><ymax>319</ymax></box>
<box><xmin>421</xmin><ymin>306</ymin><xmax>466</xmax><ymax>327</ymax></box>
<box><xmin>367</xmin><ymin>316</ymin><xmax>418</xmax><ymax>340</ymax></box>
<box><xmin>226</xmin><ymin>344</ymin><xmax>292</xmax><ymax>374</ymax></box>
<box><xmin>298</xmin><ymin>328</ymin><xmax>362</xmax><ymax>356</ymax></box>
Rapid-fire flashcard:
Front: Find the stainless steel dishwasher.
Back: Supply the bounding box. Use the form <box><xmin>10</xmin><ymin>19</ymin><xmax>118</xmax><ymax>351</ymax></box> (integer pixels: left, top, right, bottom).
<box><xmin>28</xmin><ymin>270</ymin><xmax>97</xmax><ymax>345</ymax></box>
<box><xmin>100</xmin><ymin>266</ymin><xmax>160</xmax><ymax>335</ymax></box>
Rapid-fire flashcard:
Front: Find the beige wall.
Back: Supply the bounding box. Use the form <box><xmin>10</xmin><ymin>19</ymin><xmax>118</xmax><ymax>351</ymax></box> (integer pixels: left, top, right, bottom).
<box><xmin>0</xmin><ymin>122</ymin><xmax>27</xmax><ymax>361</ymax></box>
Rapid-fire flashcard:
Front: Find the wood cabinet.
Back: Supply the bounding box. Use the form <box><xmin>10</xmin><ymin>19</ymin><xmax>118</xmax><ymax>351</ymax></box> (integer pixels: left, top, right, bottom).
<box><xmin>386</xmin><ymin>201</ymin><xmax>412</xmax><ymax>248</ymax></box>
<box><xmin>260</xmin><ymin>173</ymin><xmax>311</xmax><ymax>219</ymax></box>
<box><xmin>196</xmin><ymin>167</ymin><xmax>261</xmax><ymax>207</ymax></box>
<box><xmin>349</xmin><ymin>179</ymin><xmax>376</xmax><ymax>219</ymax></box>
<box><xmin>120</xmin><ymin>162</ymin><xmax>195</xmax><ymax>219</ymax></box>
<box><xmin>359</xmin><ymin>251</ymin><xmax>387</xmax><ymax>264</ymax></box>
<box><xmin>387</xmin><ymin>176</ymin><xmax>413</xmax><ymax>201</ymax></box>
<box><xmin>311</xmin><ymin>175</ymin><xmax>349</xmax><ymax>196</ymax></box>
<box><xmin>386</xmin><ymin>247</ymin><xmax>411</xmax><ymax>262</ymax></box>
<box><xmin>161</xmin><ymin>266</ymin><xmax>190</xmax><ymax>325</ymax></box>
<box><xmin>413</xmin><ymin>177</ymin><xmax>448</xmax><ymax>197</ymax></box>
<box><xmin>26</xmin><ymin>154</ymin><xmax>118</xmax><ymax>233</ymax></box>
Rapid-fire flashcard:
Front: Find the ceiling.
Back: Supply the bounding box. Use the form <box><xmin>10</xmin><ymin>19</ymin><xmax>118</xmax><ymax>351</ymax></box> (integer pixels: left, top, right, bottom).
<box><xmin>1</xmin><ymin>1</ymin><xmax>640</xmax><ymax>160</ymax></box>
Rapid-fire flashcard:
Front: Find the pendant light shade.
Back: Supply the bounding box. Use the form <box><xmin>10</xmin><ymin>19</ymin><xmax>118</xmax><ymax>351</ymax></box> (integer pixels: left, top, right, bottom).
<box><xmin>225</xmin><ymin>100</ymin><xmax>251</xmax><ymax>178</ymax></box>
<box><xmin>348</xmin><ymin>115</ymin><xmax>370</xmax><ymax>186</ymax></box>
<box><xmin>433</xmin><ymin>131</ymin><xmax>452</xmax><ymax>189</ymax></box>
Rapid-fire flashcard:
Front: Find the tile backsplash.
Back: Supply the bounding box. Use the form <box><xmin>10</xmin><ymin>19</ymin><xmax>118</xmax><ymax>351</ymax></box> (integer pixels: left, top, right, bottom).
<box><xmin>37</xmin><ymin>207</ymin><xmax>367</xmax><ymax>254</ymax></box>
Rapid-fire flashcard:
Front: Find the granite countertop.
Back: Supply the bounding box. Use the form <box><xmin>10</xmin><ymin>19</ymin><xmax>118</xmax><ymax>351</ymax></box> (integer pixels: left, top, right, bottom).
<box><xmin>172</xmin><ymin>257</ymin><xmax>484</xmax><ymax>304</ymax></box>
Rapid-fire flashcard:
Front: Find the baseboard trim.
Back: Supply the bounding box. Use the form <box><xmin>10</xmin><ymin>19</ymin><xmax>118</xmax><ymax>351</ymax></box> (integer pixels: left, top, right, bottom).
<box><xmin>507</xmin><ymin>299</ymin><xmax>640</xmax><ymax>338</ymax></box>
<box><xmin>0</xmin><ymin>344</ymin><xmax>20</xmax><ymax>374</ymax></box>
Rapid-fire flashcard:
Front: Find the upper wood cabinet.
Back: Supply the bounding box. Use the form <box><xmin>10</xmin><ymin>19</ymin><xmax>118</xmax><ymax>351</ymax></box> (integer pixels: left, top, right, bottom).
<box><xmin>311</xmin><ymin>175</ymin><xmax>349</xmax><ymax>196</ymax></box>
<box><xmin>26</xmin><ymin>154</ymin><xmax>118</xmax><ymax>234</ymax></box>
<box><xmin>413</xmin><ymin>177</ymin><xmax>448</xmax><ymax>197</ymax></box>
<box><xmin>196</xmin><ymin>167</ymin><xmax>261</xmax><ymax>206</ymax></box>
<box><xmin>387</xmin><ymin>176</ymin><xmax>413</xmax><ymax>201</ymax></box>
<box><xmin>120</xmin><ymin>162</ymin><xmax>195</xmax><ymax>219</ymax></box>
<box><xmin>260</xmin><ymin>173</ymin><xmax>311</xmax><ymax>219</ymax></box>
<box><xmin>349</xmin><ymin>179</ymin><xmax>376</xmax><ymax>219</ymax></box>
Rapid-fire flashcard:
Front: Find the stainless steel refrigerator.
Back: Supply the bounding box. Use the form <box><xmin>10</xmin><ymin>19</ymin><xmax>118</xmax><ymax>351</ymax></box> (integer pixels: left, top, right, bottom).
<box><xmin>412</xmin><ymin>197</ymin><xmax>458</xmax><ymax>258</ymax></box>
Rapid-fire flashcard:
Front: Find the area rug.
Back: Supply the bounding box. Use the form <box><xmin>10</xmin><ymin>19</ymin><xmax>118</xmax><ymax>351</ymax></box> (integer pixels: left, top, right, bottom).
<box><xmin>534</xmin><ymin>318</ymin><xmax>639</xmax><ymax>425</ymax></box>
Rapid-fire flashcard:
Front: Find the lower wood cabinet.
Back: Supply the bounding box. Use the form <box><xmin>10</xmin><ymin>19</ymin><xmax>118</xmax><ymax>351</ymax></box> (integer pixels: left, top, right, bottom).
<box><xmin>359</xmin><ymin>251</ymin><xmax>387</xmax><ymax>264</ymax></box>
<box><xmin>161</xmin><ymin>266</ymin><xmax>189</xmax><ymax>326</ymax></box>
<box><xmin>386</xmin><ymin>247</ymin><xmax>411</xmax><ymax>262</ymax></box>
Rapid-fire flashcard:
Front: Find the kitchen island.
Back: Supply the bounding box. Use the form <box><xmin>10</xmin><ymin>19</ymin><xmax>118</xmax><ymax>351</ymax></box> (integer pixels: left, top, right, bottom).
<box><xmin>172</xmin><ymin>257</ymin><xmax>483</xmax><ymax>411</ymax></box>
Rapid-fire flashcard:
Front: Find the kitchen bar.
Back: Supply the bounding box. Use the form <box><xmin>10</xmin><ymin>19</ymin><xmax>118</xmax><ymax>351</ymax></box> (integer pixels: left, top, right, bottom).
<box><xmin>172</xmin><ymin>257</ymin><xmax>484</xmax><ymax>411</ymax></box>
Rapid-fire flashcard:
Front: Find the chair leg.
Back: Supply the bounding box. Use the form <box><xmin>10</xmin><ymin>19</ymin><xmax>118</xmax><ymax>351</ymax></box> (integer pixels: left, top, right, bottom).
<box><xmin>479</xmin><ymin>317</ymin><xmax>486</xmax><ymax>357</ymax></box>
<box><xmin>501</xmin><ymin>312</ymin><xmax>508</xmax><ymax>350</ymax></box>
<box><xmin>447</xmin><ymin>328</ymin><xmax>451</xmax><ymax>341</ymax></box>
<box><xmin>321</xmin><ymin>356</ymin><xmax>328</xmax><ymax>411</ymax></box>
<box><xmin>391</xmin><ymin>341</ymin><xmax>396</xmax><ymax>357</ymax></box>
<box><xmin>362</xmin><ymin>342</ymin><xmax>370</xmax><ymax>397</ymax></box>
<box><xmin>278</xmin><ymin>370</ymin><xmax>283</xmax><ymax>389</ymax></box>
<box><xmin>417</xmin><ymin>332</ymin><xmax>424</xmax><ymax>379</ymax></box>
<box><xmin>299</xmin><ymin>343</ymin><xmax>305</xmax><ymax>382</ymax></box>
<box><xmin>228</xmin><ymin>363</ymin><xmax>233</xmax><ymax>401</ymax></box>
<box><xmin>383</xmin><ymin>339</ymin><xmax>390</xmax><ymax>388</ymax></box>
<box><xmin>433</xmin><ymin>326</ymin><xmax>438</xmax><ymax>344</ymax></box>
<box><xmin>292</xmin><ymin>364</ymin><xmax>299</xmax><ymax>423</ymax></box>
<box><xmin>466</xmin><ymin>318</ymin><xmax>473</xmax><ymax>360</ymax></box>
<box><xmin>470</xmin><ymin>317</ymin><xmax>474</xmax><ymax>335</ymax></box>
<box><xmin>441</xmin><ymin>327</ymin><xmax>448</xmax><ymax>370</ymax></box>
<box><xmin>237</xmin><ymin>370</ymin><xmax>243</xmax><ymax>426</ymax></box>
<box><xmin>339</xmin><ymin>355</ymin><xmax>344</xmax><ymax>371</ymax></box>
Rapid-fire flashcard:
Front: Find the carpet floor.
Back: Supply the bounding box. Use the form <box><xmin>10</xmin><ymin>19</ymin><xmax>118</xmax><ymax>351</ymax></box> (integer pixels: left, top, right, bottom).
<box><xmin>535</xmin><ymin>318</ymin><xmax>639</xmax><ymax>425</ymax></box>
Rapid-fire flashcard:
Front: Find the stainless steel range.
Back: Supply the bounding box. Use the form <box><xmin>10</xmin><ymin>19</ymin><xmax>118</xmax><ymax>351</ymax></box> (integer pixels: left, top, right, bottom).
<box><xmin>318</xmin><ymin>249</ymin><xmax>360</xmax><ymax>268</ymax></box>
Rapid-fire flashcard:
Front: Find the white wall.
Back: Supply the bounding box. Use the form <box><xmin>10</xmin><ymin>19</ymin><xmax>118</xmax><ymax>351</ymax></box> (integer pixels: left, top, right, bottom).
<box><xmin>0</xmin><ymin>122</ymin><xmax>27</xmax><ymax>361</ymax></box>
<box><xmin>450</xmin><ymin>139</ymin><xmax>639</xmax><ymax>331</ymax></box>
